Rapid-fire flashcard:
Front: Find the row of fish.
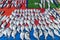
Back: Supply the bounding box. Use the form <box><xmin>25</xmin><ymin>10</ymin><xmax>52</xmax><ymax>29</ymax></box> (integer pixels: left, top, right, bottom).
<box><xmin>34</xmin><ymin>0</ymin><xmax>60</xmax><ymax>8</ymax></box>
<box><xmin>0</xmin><ymin>9</ymin><xmax>60</xmax><ymax>40</ymax></box>
<box><xmin>0</xmin><ymin>0</ymin><xmax>24</xmax><ymax>8</ymax></box>
<box><xmin>0</xmin><ymin>0</ymin><xmax>60</xmax><ymax>8</ymax></box>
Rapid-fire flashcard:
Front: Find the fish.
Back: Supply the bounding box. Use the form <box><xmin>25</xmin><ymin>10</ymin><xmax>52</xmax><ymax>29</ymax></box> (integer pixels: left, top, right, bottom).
<box><xmin>48</xmin><ymin>30</ymin><xmax>54</xmax><ymax>39</ymax></box>
<box><xmin>39</xmin><ymin>29</ymin><xmax>43</xmax><ymax>37</ymax></box>
<box><xmin>20</xmin><ymin>32</ymin><xmax>25</xmax><ymax>40</ymax></box>
<box><xmin>33</xmin><ymin>31</ymin><xmax>39</xmax><ymax>40</ymax></box>
<box><xmin>25</xmin><ymin>26</ymin><xmax>30</xmax><ymax>32</ymax></box>
<box><xmin>25</xmin><ymin>32</ymin><xmax>30</xmax><ymax>40</ymax></box>
<box><xmin>11</xmin><ymin>30</ymin><xmax>17</xmax><ymax>38</ymax></box>
<box><xmin>44</xmin><ymin>30</ymin><xmax>48</xmax><ymax>40</ymax></box>
<box><xmin>54</xmin><ymin>29</ymin><xmax>60</xmax><ymax>36</ymax></box>
<box><xmin>53</xmin><ymin>0</ymin><xmax>59</xmax><ymax>7</ymax></box>
<box><xmin>0</xmin><ymin>31</ymin><xmax>3</xmax><ymax>37</ymax></box>
<box><xmin>17</xmin><ymin>26</ymin><xmax>21</xmax><ymax>33</ymax></box>
<box><xmin>46</xmin><ymin>0</ymin><xmax>50</xmax><ymax>8</ymax></box>
<box><xmin>1</xmin><ymin>22</ymin><xmax>7</xmax><ymax>29</ymax></box>
<box><xmin>21</xmin><ymin>25</ymin><xmax>25</xmax><ymax>32</ymax></box>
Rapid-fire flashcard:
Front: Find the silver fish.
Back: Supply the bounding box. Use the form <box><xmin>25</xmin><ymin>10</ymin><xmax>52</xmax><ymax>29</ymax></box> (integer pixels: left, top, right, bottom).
<box><xmin>48</xmin><ymin>30</ymin><xmax>54</xmax><ymax>39</ymax></box>
<box><xmin>25</xmin><ymin>26</ymin><xmax>30</xmax><ymax>32</ymax></box>
<box><xmin>25</xmin><ymin>32</ymin><xmax>30</xmax><ymax>40</ymax></box>
<box><xmin>21</xmin><ymin>25</ymin><xmax>25</xmax><ymax>32</ymax></box>
<box><xmin>11</xmin><ymin>30</ymin><xmax>17</xmax><ymax>38</ymax></box>
<box><xmin>39</xmin><ymin>29</ymin><xmax>43</xmax><ymax>37</ymax></box>
<box><xmin>33</xmin><ymin>31</ymin><xmax>39</xmax><ymax>40</ymax></box>
<box><xmin>44</xmin><ymin>30</ymin><xmax>48</xmax><ymax>40</ymax></box>
<box><xmin>1</xmin><ymin>22</ymin><xmax>7</xmax><ymax>29</ymax></box>
<box><xmin>17</xmin><ymin>26</ymin><xmax>21</xmax><ymax>33</ymax></box>
<box><xmin>54</xmin><ymin>29</ymin><xmax>60</xmax><ymax>36</ymax></box>
<box><xmin>20</xmin><ymin>32</ymin><xmax>25</xmax><ymax>40</ymax></box>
